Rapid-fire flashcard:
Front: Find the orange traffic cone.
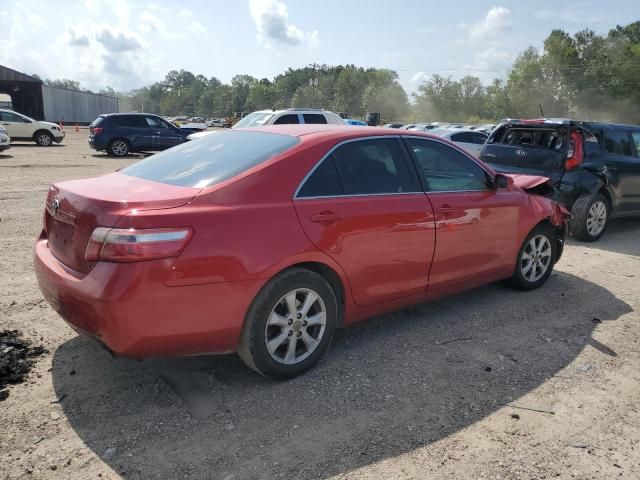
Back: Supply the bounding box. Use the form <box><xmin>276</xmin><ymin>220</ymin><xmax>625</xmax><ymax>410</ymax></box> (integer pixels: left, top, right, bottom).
<box><xmin>59</xmin><ymin>121</ymin><xmax>64</xmax><ymax>129</ymax></box>
<box><xmin>75</xmin><ymin>123</ymin><xmax>79</xmax><ymax>133</ymax></box>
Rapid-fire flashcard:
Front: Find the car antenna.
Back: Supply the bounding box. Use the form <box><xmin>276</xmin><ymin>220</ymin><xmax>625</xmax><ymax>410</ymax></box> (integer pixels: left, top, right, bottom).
<box><xmin>539</xmin><ymin>104</ymin><xmax>544</xmax><ymax>118</ymax></box>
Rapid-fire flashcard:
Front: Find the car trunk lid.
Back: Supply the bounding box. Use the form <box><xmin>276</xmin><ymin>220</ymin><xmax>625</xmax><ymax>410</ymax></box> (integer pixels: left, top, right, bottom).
<box><xmin>44</xmin><ymin>172</ymin><xmax>200</xmax><ymax>273</ymax></box>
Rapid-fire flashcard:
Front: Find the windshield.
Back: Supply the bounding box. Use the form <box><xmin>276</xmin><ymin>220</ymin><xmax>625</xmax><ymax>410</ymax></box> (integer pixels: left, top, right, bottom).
<box><xmin>233</xmin><ymin>112</ymin><xmax>274</xmax><ymax>128</ymax></box>
<box><xmin>121</xmin><ymin>130</ymin><xmax>299</xmax><ymax>188</ymax></box>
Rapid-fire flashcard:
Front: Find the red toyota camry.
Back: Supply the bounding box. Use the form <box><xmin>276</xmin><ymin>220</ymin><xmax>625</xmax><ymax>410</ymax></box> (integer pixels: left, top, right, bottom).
<box><xmin>34</xmin><ymin>125</ymin><xmax>569</xmax><ymax>378</ymax></box>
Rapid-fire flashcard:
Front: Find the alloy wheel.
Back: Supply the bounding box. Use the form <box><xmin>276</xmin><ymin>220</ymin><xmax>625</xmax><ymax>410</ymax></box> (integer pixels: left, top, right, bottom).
<box><xmin>111</xmin><ymin>140</ymin><xmax>128</xmax><ymax>156</ymax></box>
<box><xmin>38</xmin><ymin>134</ymin><xmax>52</xmax><ymax>146</ymax></box>
<box><xmin>586</xmin><ymin>200</ymin><xmax>607</xmax><ymax>237</ymax></box>
<box><xmin>521</xmin><ymin>234</ymin><xmax>552</xmax><ymax>283</ymax></box>
<box><xmin>264</xmin><ymin>288</ymin><xmax>326</xmax><ymax>365</ymax></box>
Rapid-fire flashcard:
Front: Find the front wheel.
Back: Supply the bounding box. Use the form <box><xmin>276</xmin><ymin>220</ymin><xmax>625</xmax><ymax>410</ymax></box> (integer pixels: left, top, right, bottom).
<box><xmin>570</xmin><ymin>193</ymin><xmax>609</xmax><ymax>242</ymax></box>
<box><xmin>509</xmin><ymin>224</ymin><xmax>558</xmax><ymax>290</ymax></box>
<box><xmin>237</xmin><ymin>268</ymin><xmax>337</xmax><ymax>379</ymax></box>
<box><xmin>34</xmin><ymin>131</ymin><xmax>54</xmax><ymax>146</ymax></box>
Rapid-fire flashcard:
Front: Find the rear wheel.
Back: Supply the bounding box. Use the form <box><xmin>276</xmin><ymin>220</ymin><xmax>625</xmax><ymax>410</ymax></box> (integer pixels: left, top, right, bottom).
<box><xmin>108</xmin><ymin>138</ymin><xmax>130</xmax><ymax>157</ymax></box>
<box><xmin>34</xmin><ymin>131</ymin><xmax>54</xmax><ymax>146</ymax></box>
<box><xmin>237</xmin><ymin>268</ymin><xmax>337</xmax><ymax>379</ymax></box>
<box><xmin>510</xmin><ymin>224</ymin><xmax>557</xmax><ymax>290</ymax></box>
<box><xmin>570</xmin><ymin>193</ymin><xmax>609</xmax><ymax>242</ymax></box>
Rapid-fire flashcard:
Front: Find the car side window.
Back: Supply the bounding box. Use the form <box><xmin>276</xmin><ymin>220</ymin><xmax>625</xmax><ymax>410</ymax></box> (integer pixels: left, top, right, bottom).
<box><xmin>146</xmin><ymin>116</ymin><xmax>168</xmax><ymax>128</ymax></box>
<box><xmin>273</xmin><ymin>114</ymin><xmax>300</xmax><ymax>125</ymax></box>
<box><xmin>119</xmin><ymin>116</ymin><xmax>148</xmax><ymax>128</ymax></box>
<box><xmin>297</xmin><ymin>156</ymin><xmax>343</xmax><ymax>197</ymax></box>
<box><xmin>630</xmin><ymin>131</ymin><xmax>640</xmax><ymax>158</ymax></box>
<box><xmin>604</xmin><ymin>129</ymin><xmax>633</xmax><ymax>156</ymax></box>
<box><xmin>1</xmin><ymin>111</ymin><xmax>22</xmax><ymax>122</ymax></box>
<box><xmin>405</xmin><ymin>138</ymin><xmax>489</xmax><ymax>192</ymax></box>
<box><xmin>302</xmin><ymin>114</ymin><xmax>327</xmax><ymax>124</ymax></box>
<box><xmin>472</xmin><ymin>132</ymin><xmax>488</xmax><ymax>144</ymax></box>
<box><xmin>331</xmin><ymin>138</ymin><xmax>416</xmax><ymax>195</ymax></box>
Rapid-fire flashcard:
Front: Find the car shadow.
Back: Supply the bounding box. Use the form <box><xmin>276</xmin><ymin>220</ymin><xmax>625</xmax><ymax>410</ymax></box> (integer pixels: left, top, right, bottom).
<box><xmin>7</xmin><ymin>143</ymin><xmax>67</xmax><ymax>148</ymax></box>
<box><xmin>52</xmin><ymin>271</ymin><xmax>632</xmax><ymax>479</ymax></box>
<box><xmin>568</xmin><ymin>217</ymin><xmax>640</xmax><ymax>257</ymax></box>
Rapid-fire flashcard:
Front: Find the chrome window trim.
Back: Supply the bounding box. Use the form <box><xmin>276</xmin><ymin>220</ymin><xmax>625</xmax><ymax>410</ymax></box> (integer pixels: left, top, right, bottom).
<box><xmin>293</xmin><ymin>134</ymin><xmax>496</xmax><ymax>200</ymax></box>
<box><xmin>293</xmin><ymin>135</ymin><xmax>423</xmax><ymax>199</ymax></box>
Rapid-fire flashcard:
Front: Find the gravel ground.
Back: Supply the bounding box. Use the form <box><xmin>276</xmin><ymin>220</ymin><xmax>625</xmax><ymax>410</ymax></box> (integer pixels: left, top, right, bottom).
<box><xmin>1</xmin><ymin>131</ymin><xmax>639</xmax><ymax>480</ymax></box>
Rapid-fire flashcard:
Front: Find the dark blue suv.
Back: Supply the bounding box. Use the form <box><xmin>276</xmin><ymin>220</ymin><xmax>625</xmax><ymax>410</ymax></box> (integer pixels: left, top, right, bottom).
<box><xmin>89</xmin><ymin>113</ymin><xmax>189</xmax><ymax>156</ymax></box>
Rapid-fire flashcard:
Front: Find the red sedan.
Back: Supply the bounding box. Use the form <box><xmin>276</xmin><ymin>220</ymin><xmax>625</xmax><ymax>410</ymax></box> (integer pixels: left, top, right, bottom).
<box><xmin>34</xmin><ymin>125</ymin><xmax>569</xmax><ymax>378</ymax></box>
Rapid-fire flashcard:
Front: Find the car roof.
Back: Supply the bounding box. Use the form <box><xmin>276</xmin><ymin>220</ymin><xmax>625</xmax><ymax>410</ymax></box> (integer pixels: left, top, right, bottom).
<box><xmin>240</xmin><ymin>124</ymin><xmax>457</xmax><ymax>144</ymax></box>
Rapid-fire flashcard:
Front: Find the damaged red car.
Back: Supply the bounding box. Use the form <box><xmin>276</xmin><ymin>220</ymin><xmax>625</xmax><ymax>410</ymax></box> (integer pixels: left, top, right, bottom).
<box><xmin>34</xmin><ymin>126</ymin><xmax>570</xmax><ymax>378</ymax></box>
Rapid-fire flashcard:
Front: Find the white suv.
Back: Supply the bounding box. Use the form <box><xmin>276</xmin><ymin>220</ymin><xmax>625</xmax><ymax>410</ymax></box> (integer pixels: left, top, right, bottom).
<box><xmin>233</xmin><ymin>108</ymin><xmax>344</xmax><ymax>128</ymax></box>
<box><xmin>187</xmin><ymin>109</ymin><xmax>345</xmax><ymax>140</ymax></box>
<box><xmin>0</xmin><ymin>109</ymin><xmax>65</xmax><ymax>146</ymax></box>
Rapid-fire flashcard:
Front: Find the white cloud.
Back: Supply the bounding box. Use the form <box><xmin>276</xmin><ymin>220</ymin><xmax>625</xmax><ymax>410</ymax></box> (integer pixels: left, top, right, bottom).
<box><xmin>469</xmin><ymin>6</ymin><xmax>511</xmax><ymax>41</ymax></box>
<box><xmin>68</xmin><ymin>28</ymin><xmax>90</xmax><ymax>47</ymax></box>
<box><xmin>96</xmin><ymin>28</ymin><xmax>143</xmax><ymax>53</ymax></box>
<box><xmin>410</xmin><ymin>71</ymin><xmax>428</xmax><ymax>83</ymax></box>
<box><xmin>249</xmin><ymin>0</ymin><xmax>319</xmax><ymax>47</ymax></box>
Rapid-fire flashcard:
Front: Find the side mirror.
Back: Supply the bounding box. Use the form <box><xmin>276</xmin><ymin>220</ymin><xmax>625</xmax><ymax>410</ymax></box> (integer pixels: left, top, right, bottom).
<box><xmin>494</xmin><ymin>173</ymin><xmax>513</xmax><ymax>190</ymax></box>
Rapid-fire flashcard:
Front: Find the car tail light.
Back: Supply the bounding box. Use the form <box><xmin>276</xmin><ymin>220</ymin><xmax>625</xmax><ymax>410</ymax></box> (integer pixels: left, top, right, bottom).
<box><xmin>565</xmin><ymin>131</ymin><xmax>583</xmax><ymax>170</ymax></box>
<box><xmin>91</xmin><ymin>127</ymin><xmax>104</xmax><ymax>135</ymax></box>
<box><xmin>85</xmin><ymin>227</ymin><xmax>193</xmax><ymax>262</ymax></box>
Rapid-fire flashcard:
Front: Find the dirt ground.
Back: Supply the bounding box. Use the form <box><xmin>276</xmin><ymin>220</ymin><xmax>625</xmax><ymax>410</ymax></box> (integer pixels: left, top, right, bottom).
<box><xmin>0</xmin><ymin>130</ymin><xmax>639</xmax><ymax>480</ymax></box>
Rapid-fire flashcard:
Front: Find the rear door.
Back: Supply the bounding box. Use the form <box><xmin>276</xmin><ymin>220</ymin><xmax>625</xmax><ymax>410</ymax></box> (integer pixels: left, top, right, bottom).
<box><xmin>294</xmin><ymin>137</ymin><xmax>436</xmax><ymax>307</ymax></box>
<box><xmin>481</xmin><ymin>125</ymin><xmax>567</xmax><ymax>184</ymax></box>
<box><xmin>116</xmin><ymin>115</ymin><xmax>154</xmax><ymax>150</ymax></box>
<box><xmin>604</xmin><ymin>128</ymin><xmax>640</xmax><ymax>213</ymax></box>
<box><xmin>405</xmin><ymin>136</ymin><xmax>520</xmax><ymax>288</ymax></box>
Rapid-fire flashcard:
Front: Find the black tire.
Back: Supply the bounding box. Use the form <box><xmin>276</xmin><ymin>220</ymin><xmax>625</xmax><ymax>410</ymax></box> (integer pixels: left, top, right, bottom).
<box><xmin>237</xmin><ymin>268</ymin><xmax>338</xmax><ymax>379</ymax></box>
<box><xmin>570</xmin><ymin>193</ymin><xmax>609</xmax><ymax>242</ymax></box>
<box><xmin>108</xmin><ymin>138</ymin><xmax>130</xmax><ymax>157</ymax></box>
<box><xmin>509</xmin><ymin>223</ymin><xmax>558</xmax><ymax>291</ymax></box>
<box><xmin>34</xmin><ymin>130</ymin><xmax>54</xmax><ymax>146</ymax></box>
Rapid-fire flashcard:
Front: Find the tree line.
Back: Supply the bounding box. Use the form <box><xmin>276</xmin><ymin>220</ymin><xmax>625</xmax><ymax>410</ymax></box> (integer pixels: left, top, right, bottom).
<box><xmin>41</xmin><ymin>21</ymin><xmax>640</xmax><ymax>124</ymax></box>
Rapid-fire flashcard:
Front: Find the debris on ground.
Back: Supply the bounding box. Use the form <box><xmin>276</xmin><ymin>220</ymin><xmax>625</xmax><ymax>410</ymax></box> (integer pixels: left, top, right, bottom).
<box><xmin>0</xmin><ymin>330</ymin><xmax>47</xmax><ymax>401</ymax></box>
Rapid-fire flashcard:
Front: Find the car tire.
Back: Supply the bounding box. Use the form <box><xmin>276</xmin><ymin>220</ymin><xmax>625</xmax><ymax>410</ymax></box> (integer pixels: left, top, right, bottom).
<box><xmin>108</xmin><ymin>138</ymin><xmax>130</xmax><ymax>157</ymax></box>
<box><xmin>570</xmin><ymin>193</ymin><xmax>609</xmax><ymax>242</ymax></box>
<box><xmin>34</xmin><ymin>131</ymin><xmax>54</xmax><ymax>147</ymax></box>
<box><xmin>237</xmin><ymin>268</ymin><xmax>338</xmax><ymax>379</ymax></box>
<box><xmin>509</xmin><ymin>223</ymin><xmax>558</xmax><ymax>291</ymax></box>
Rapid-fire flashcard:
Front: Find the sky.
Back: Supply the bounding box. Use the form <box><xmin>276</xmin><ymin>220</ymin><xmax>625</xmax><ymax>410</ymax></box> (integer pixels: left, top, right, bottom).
<box><xmin>1</xmin><ymin>0</ymin><xmax>639</xmax><ymax>95</ymax></box>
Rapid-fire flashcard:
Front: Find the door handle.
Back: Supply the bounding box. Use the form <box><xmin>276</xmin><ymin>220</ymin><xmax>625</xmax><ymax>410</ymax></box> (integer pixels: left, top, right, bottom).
<box><xmin>310</xmin><ymin>212</ymin><xmax>343</xmax><ymax>224</ymax></box>
<box><xmin>438</xmin><ymin>204</ymin><xmax>457</xmax><ymax>214</ymax></box>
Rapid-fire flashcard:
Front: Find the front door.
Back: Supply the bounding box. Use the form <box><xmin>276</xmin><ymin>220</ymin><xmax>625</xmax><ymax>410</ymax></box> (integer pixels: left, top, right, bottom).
<box><xmin>294</xmin><ymin>137</ymin><xmax>436</xmax><ymax>307</ymax></box>
<box><xmin>145</xmin><ymin>116</ymin><xmax>183</xmax><ymax>150</ymax></box>
<box><xmin>403</xmin><ymin>136</ymin><xmax>520</xmax><ymax>288</ymax></box>
<box><xmin>0</xmin><ymin>111</ymin><xmax>33</xmax><ymax>139</ymax></box>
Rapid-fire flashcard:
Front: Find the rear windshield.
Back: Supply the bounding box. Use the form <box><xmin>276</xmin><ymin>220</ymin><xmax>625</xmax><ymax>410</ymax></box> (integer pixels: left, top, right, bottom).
<box><xmin>233</xmin><ymin>112</ymin><xmax>275</xmax><ymax>128</ymax></box>
<box><xmin>120</xmin><ymin>130</ymin><xmax>299</xmax><ymax>188</ymax></box>
<box><xmin>491</xmin><ymin>127</ymin><xmax>567</xmax><ymax>151</ymax></box>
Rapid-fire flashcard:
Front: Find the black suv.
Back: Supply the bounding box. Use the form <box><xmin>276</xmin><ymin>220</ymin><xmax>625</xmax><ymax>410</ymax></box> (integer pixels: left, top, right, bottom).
<box><xmin>480</xmin><ymin>119</ymin><xmax>640</xmax><ymax>241</ymax></box>
<box><xmin>89</xmin><ymin>113</ymin><xmax>190</xmax><ymax>157</ymax></box>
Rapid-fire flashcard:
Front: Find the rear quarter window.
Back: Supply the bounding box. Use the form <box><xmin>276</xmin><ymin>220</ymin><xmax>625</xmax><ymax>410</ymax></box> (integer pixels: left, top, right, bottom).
<box><xmin>120</xmin><ymin>130</ymin><xmax>299</xmax><ymax>188</ymax></box>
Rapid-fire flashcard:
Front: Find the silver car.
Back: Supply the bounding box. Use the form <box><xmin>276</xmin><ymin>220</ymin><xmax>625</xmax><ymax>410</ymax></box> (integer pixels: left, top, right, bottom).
<box><xmin>427</xmin><ymin>128</ymin><xmax>488</xmax><ymax>157</ymax></box>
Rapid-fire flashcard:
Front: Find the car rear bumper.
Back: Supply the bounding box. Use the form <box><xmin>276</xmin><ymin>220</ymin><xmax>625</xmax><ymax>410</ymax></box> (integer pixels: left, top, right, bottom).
<box><xmin>88</xmin><ymin>136</ymin><xmax>107</xmax><ymax>151</ymax></box>
<box><xmin>33</xmin><ymin>233</ymin><xmax>264</xmax><ymax>358</ymax></box>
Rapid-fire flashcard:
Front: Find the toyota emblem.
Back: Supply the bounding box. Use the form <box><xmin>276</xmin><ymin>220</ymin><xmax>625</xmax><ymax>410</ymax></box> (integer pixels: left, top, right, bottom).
<box><xmin>52</xmin><ymin>198</ymin><xmax>60</xmax><ymax>216</ymax></box>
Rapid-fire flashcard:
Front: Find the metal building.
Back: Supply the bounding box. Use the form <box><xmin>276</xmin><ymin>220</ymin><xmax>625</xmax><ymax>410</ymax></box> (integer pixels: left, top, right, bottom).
<box><xmin>0</xmin><ymin>65</ymin><xmax>118</xmax><ymax>124</ymax></box>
